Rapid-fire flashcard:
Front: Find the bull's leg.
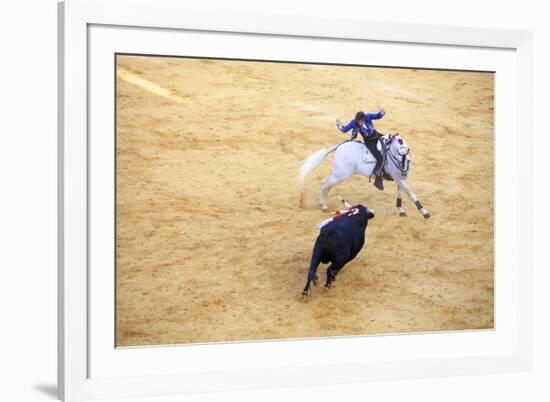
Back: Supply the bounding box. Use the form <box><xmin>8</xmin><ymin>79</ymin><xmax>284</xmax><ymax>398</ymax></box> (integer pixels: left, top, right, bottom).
<box><xmin>398</xmin><ymin>180</ymin><xmax>430</xmax><ymax>219</ymax></box>
<box><xmin>396</xmin><ymin>185</ymin><xmax>406</xmax><ymax>216</ymax></box>
<box><xmin>303</xmin><ymin>271</ymin><xmax>318</xmax><ymax>296</ymax></box>
<box><xmin>303</xmin><ymin>244</ymin><xmax>322</xmax><ymax>296</ymax></box>
<box><xmin>324</xmin><ymin>260</ymin><xmax>346</xmax><ymax>289</ymax></box>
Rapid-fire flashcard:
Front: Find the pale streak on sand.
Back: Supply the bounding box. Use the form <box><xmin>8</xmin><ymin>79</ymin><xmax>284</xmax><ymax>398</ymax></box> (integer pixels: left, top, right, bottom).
<box><xmin>294</xmin><ymin>102</ymin><xmax>335</xmax><ymax>123</ymax></box>
<box><xmin>117</xmin><ymin>67</ymin><xmax>189</xmax><ymax>104</ymax></box>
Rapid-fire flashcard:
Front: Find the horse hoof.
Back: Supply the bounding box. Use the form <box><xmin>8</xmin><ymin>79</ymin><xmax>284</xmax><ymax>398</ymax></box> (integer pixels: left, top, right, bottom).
<box><xmin>424</xmin><ymin>213</ymin><xmax>431</xmax><ymax>219</ymax></box>
<box><xmin>399</xmin><ymin>211</ymin><xmax>407</xmax><ymax>217</ymax></box>
<box><xmin>320</xmin><ymin>205</ymin><xmax>328</xmax><ymax>211</ymax></box>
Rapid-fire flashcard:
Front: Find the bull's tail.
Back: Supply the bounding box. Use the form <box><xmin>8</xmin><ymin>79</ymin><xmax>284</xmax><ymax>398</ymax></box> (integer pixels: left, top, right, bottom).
<box><xmin>298</xmin><ymin>143</ymin><xmax>339</xmax><ymax>184</ymax></box>
<box><xmin>302</xmin><ymin>243</ymin><xmax>323</xmax><ymax>296</ymax></box>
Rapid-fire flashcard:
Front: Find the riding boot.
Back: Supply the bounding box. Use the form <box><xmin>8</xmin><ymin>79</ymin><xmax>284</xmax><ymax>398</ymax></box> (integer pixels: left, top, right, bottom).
<box><xmin>373</xmin><ymin>160</ymin><xmax>384</xmax><ymax>191</ymax></box>
<box><xmin>374</xmin><ymin>174</ymin><xmax>384</xmax><ymax>191</ymax></box>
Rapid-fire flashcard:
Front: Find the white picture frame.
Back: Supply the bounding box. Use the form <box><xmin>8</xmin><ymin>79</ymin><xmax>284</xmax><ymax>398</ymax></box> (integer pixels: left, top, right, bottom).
<box><xmin>58</xmin><ymin>0</ymin><xmax>533</xmax><ymax>400</ymax></box>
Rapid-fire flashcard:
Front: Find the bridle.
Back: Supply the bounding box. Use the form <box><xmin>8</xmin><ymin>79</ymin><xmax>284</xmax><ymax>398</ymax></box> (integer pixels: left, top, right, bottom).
<box><xmin>384</xmin><ymin>134</ymin><xmax>410</xmax><ymax>177</ymax></box>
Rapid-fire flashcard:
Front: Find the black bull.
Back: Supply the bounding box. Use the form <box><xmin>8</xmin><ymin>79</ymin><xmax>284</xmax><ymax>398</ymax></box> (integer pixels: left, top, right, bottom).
<box><xmin>302</xmin><ymin>205</ymin><xmax>375</xmax><ymax>296</ymax></box>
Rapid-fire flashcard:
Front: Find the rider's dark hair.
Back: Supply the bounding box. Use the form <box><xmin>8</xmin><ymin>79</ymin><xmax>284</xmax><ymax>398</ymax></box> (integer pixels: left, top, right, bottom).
<box><xmin>355</xmin><ymin>111</ymin><xmax>365</xmax><ymax>121</ymax></box>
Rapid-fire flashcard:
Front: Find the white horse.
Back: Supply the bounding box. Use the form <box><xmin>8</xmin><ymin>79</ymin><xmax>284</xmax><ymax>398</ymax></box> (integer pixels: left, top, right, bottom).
<box><xmin>299</xmin><ymin>134</ymin><xmax>430</xmax><ymax>218</ymax></box>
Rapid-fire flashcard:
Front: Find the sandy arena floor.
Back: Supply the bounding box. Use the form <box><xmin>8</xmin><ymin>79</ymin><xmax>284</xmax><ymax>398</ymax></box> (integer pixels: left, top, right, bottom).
<box><xmin>115</xmin><ymin>55</ymin><xmax>494</xmax><ymax>346</ymax></box>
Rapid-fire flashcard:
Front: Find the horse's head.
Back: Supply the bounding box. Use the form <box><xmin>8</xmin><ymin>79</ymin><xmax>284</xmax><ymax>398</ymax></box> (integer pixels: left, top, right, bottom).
<box><xmin>384</xmin><ymin>133</ymin><xmax>410</xmax><ymax>171</ymax></box>
<box><xmin>385</xmin><ymin>133</ymin><xmax>409</xmax><ymax>156</ymax></box>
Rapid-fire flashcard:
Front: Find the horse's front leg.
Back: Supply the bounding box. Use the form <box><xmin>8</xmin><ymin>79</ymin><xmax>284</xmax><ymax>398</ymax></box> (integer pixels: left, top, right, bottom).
<box><xmin>396</xmin><ymin>185</ymin><xmax>406</xmax><ymax>216</ymax></box>
<box><xmin>397</xmin><ymin>180</ymin><xmax>430</xmax><ymax>219</ymax></box>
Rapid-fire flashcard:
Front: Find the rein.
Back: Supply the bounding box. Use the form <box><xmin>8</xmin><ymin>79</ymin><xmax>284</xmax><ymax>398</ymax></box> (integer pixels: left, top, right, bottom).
<box><xmin>384</xmin><ymin>142</ymin><xmax>410</xmax><ymax>177</ymax></box>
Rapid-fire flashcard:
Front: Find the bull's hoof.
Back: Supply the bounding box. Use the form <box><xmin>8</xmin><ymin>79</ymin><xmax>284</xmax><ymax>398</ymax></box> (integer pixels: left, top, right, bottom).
<box><xmin>424</xmin><ymin>213</ymin><xmax>431</xmax><ymax>219</ymax></box>
<box><xmin>399</xmin><ymin>211</ymin><xmax>407</xmax><ymax>217</ymax></box>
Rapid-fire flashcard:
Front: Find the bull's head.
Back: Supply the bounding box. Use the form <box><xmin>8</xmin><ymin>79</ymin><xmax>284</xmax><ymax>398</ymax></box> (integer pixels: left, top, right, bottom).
<box><xmin>353</xmin><ymin>204</ymin><xmax>375</xmax><ymax>229</ymax></box>
<box><xmin>336</xmin><ymin>197</ymin><xmax>375</xmax><ymax>229</ymax></box>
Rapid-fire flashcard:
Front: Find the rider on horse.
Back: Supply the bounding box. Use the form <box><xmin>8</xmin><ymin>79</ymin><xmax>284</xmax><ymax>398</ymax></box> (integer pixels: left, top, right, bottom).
<box><xmin>336</xmin><ymin>107</ymin><xmax>386</xmax><ymax>191</ymax></box>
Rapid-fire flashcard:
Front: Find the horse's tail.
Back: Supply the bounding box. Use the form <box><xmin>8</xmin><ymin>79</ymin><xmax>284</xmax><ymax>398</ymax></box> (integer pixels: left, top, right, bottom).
<box><xmin>299</xmin><ymin>143</ymin><xmax>339</xmax><ymax>184</ymax></box>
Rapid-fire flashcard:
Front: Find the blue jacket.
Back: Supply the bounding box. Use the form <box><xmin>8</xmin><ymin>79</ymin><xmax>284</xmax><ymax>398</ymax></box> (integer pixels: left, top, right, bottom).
<box><xmin>338</xmin><ymin>111</ymin><xmax>385</xmax><ymax>141</ymax></box>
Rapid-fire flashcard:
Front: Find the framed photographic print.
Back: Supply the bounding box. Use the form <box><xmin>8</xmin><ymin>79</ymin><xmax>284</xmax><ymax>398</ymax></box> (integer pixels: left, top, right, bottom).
<box><xmin>58</xmin><ymin>0</ymin><xmax>533</xmax><ymax>400</ymax></box>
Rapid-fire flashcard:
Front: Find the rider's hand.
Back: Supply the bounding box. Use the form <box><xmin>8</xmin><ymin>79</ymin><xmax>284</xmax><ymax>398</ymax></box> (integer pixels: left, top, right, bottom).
<box><xmin>335</xmin><ymin>116</ymin><xmax>342</xmax><ymax>127</ymax></box>
<box><xmin>378</xmin><ymin>105</ymin><xmax>385</xmax><ymax>114</ymax></box>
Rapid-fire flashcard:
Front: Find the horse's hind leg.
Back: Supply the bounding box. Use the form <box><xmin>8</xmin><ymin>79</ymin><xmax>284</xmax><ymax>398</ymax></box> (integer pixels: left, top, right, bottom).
<box><xmin>396</xmin><ymin>185</ymin><xmax>406</xmax><ymax>216</ymax></box>
<box><xmin>320</xmin><ymin>175</ymin><xmax>343</xmax><ymax>210</ymax></box>
<box><xmin>398</xmin><ymin>180</ymin><xmax>430</xmax><ymax>219</ymax></box>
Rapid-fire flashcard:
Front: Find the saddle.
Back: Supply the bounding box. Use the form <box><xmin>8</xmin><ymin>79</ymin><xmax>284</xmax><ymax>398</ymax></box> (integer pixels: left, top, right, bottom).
<box><xmin>361</xmin><ymin>143</ymin><xmax>377</xmax><ymax>165</ymax></box>
<box><xmin>361</xmin><ymin>138</ymin><xmax>393</xmax><ymax>181</ymax></box>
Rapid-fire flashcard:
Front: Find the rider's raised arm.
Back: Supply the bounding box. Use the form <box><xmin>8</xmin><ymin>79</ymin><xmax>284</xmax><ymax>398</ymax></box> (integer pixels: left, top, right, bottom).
<box><xmin>365</xmin><ymin>110</ymin><xmax>385</xmax><ymax>121</ymax></box>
